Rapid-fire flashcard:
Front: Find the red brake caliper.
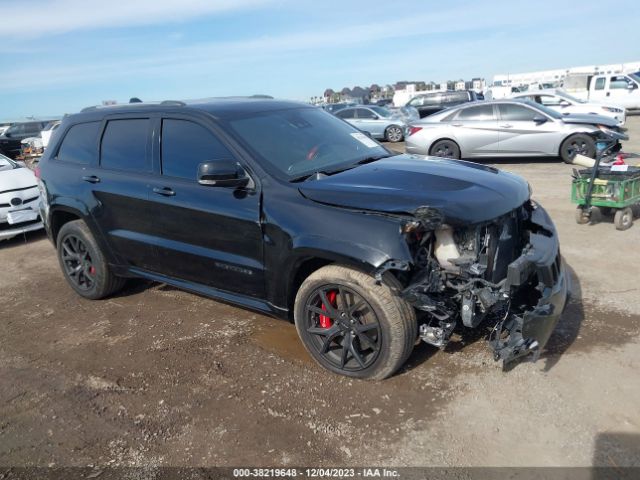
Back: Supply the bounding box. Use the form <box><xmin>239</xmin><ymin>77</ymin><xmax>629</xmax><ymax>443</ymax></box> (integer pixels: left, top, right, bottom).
<box><xmin>89</xmin><ymin>266</ymin><xmax>96</xmax><ymax>275</ymax></box>
<box><xmin>319</xmin><ymin>290</ymin><xmax>337</xmax><ymax>329</ymax></box>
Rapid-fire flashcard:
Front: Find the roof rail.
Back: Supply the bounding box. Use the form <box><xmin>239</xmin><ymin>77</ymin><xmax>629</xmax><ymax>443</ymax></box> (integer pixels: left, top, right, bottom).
<box><xmin>80</xmin><ymin>100</ymin><xmax>186</xmax><ymax>113</ymax></box>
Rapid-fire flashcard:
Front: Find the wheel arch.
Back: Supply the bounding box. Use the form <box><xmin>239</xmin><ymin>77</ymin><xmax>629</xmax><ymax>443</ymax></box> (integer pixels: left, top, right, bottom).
<box><xmin>49</xmin><ymin>206</ymin><xmax>84</xmax><ymax>244</ymax></box>
<box><xmin>282</xmin><ymin>246</ymin><xmax>406</xmax><ymax>321</ymax></box>
<box><xmin>558</xmin><ymin>131</ymin><xmax>597</xmax><ymax>159</ymax></box>
<box><xmin>428</xmin><ymin>137</ymin><xmax>461</xmax><ymax>156</ymax></box>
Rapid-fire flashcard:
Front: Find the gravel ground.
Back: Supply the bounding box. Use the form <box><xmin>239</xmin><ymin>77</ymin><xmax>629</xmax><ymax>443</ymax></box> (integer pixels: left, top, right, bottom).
<box><xmin>1</xmin><ymin>117</ymin><xmax>639</xmax><ymax>468</ymax></box>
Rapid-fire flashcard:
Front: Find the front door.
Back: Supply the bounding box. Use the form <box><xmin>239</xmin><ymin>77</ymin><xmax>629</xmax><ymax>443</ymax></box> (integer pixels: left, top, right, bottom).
<box><xmin>145</xmin><ymin>117</ymin><xmax>265</xmax><ymax>298</ymax></box>
<box><xmin>496</xmin><ymin>104</ymin><xmax>560</xmax><ymax>156</ymax></box>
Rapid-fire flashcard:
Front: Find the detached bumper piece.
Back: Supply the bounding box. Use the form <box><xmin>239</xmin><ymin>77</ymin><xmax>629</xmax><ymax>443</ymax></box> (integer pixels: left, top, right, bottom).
<box><xmin>490</xmin><ymin>207</ymin><xmax>568</xmax><ymax>367</ymax></box>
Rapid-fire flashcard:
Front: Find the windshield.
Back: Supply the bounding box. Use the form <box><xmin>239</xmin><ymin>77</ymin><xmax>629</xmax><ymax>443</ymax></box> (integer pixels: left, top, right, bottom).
<box><xmin>629</xmin><ymin>72</ymin><xmax>640</xmax><ymax>84</ymax></box>
<box><xmin>521</xmin><ymin>100</ymin><xmax>563</xmax><ymax>119</ymax></box>
<box><xmin>0</xmin><ymin>154</ymin><xmax>19</xmax><ymax>171</ymax></box>
<box><xmin>369</xmin><ymin>106</ymin><xmax>393</xmax><ymax>117</ymax></box>
<box><xmin>225</xmin><ymin>107</ymin><xmax>391</xmax><ymax>180</ymax></box>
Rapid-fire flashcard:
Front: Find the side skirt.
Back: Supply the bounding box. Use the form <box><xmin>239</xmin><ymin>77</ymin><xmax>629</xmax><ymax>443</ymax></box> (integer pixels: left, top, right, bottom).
<box><xmin>127</xmin><ymin>267</ymin><xmax>289</xmax><ymax>319</ymax></box>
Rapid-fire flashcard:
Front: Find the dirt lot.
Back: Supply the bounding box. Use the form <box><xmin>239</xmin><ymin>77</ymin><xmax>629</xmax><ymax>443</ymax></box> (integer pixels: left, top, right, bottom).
<box><xmin>1</xmin><ymin>117</ymin><xmax>640</xmax><ymax>469</ymax></box>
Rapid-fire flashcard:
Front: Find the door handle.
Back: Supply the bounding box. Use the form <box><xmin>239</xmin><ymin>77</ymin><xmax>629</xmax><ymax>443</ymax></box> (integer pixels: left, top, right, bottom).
<box><xmin>152</xmin><ymin>186</ymin><xmax>175</xmax><ymax>197</ymax></box>
<box><xmin>606</xmin><ymin>92</ymin><xmax>610</xmax><ymax>97</ymax></box>
<box><xmin>82</xmin><ymin>175</ymin><xmax>100</xmax><ymax>183</ymax></box>
<box><xmin>500</xmin><ymin>124</ymin><xmax>513</xmax><ymax>128</ymax></box>
<box><xmin>451</xmin><ymin>123</ymin><xmax>463</xmax><ymax>127</ymax></box>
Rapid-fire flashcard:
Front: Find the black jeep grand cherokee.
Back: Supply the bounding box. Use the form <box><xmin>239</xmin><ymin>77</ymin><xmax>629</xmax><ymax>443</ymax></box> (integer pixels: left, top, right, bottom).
<box><xmin>38</xmin><ymin>98</ymin><xmax>567</xmax><ymax>379</ymax></box>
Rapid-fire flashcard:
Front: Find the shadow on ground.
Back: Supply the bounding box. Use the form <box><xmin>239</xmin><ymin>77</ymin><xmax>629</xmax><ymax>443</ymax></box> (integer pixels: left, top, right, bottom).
<box><xmin>592</xmin><ymin>432</ymin><xmax>640</xmax><ymax>479</ymax></box>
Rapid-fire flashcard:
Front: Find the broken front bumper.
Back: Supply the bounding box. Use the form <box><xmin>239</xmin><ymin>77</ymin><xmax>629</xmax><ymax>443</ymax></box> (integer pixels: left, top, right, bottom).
<box><xmin>491</xmin><ymin>206</ymin><xmax>568</xmax><ymax>365</ymax></box>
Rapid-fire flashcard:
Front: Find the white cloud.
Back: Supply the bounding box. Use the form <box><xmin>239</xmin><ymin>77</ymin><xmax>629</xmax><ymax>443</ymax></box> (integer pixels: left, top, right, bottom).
<box><xmin>1</xmin><ymin>0</ymin><xmax>272</xmax><ymax>37</ymax></box>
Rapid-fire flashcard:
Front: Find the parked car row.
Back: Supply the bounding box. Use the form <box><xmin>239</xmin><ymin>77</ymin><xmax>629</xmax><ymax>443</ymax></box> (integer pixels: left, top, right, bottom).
<box><xmin>0</xmin><ymin>120</ymin><xmax>61</xmax><ymax>160</ymax></box>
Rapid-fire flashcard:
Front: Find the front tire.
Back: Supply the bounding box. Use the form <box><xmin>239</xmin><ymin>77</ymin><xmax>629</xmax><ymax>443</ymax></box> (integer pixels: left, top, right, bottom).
<box><xmin>384</xmin><ymin>125</ymin><xmax>404</xmax><ymax>143</ymax></box>
<box><xmin>294</xmin><ymin>265</ymin><xmax>417</xmax><ymax>380</ymax></box>
<box><xmin>57</xmin><ymin>220</ymin><xmax>125</xmax><ymax>299</ymax></box>
<box><xmin>429</xmin><ymin>139</ymin><xmax>461</xmax><ymax>159</ymax></box>
<box><xmin>560</xmin><ymin>134</ymin><xmax>596</xmax><ymax>164</ymax></box>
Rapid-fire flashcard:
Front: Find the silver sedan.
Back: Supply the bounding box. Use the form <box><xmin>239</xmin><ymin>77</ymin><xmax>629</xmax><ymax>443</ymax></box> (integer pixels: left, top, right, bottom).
<box><xmin>405</xmin><ymin>99</ymin><xmax>623</xmax><ymax>163</ymax></box>
<box><xmin>335</xmin><ymin>106</ymin><xmax>407</xmax><ymax>142</ymax></box>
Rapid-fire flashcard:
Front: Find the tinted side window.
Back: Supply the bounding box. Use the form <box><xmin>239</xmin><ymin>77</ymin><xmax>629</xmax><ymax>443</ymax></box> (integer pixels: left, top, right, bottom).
<box><xmin>100</xmin><ymin>119</ymin><xmax>150</xmax><ymax>172</ymax></box>
<box><xmin>161</xmin><ymin>119</ymin><xmax>234</xmax><ymax>180</ymax></box>
<box><xmin>498</xmin><ymin>104</ymin><xmax>538</xmax><ymax>121</ymax></box>
<box><xmin>57</xmin><ymin>122</ymin><xmax>101</xmax><ymax>164</ymax></box>
<box><xmin>594</xmin><ymin>78</ymin><xmax>606</xmax><ymax>90</ymax></box>
<box><xmin>356</xmin><ymin>108</ymin><xmax>376</xmax><ymax>119</ymax></box>
<box><xmin>448</xmin><ymin>91</ymin><xmax>469</xmax><ymax>103</ymax></box>
<box><xmin>457</xmin><ymin>104</ymin><xmax>495</xmax><ymax>120</ymax></box>
<box><xmin>336</xmin><ymin>109</ymin><xmax>356</xmax><ymax>119</ymax></box>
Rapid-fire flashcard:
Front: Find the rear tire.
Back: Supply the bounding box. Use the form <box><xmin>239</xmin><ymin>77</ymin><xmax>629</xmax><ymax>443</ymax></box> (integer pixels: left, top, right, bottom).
<box><xmin>561</xmin><ymin>134</ymin><xmax>596</xmax><ymax>164</ymax></box>
<box><xmin>614</xmin><ymin>207</ymin><xmax>633</xmax><ymax>231</ymax></box>
<box><xmin>56</xmin><ymin>220</ymin><xmax>125</xmax><ymax>299</ymax></box>
<box><xmin>384</xmin><ymin>125</ymin><xmax>404</xmax><ymax>143</ymax></box>
<box><xmin>294</xmin><ymin>265</ymin><xmax>417</xmax><ymax>380</ymax></box>
<box><xmin>429</xmin><ymin>139</ymin><xmax>460</xmax><ymax>159</ymax></box>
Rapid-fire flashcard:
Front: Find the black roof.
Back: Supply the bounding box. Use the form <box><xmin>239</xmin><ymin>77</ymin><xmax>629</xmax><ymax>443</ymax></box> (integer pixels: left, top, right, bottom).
<box><xmin>71</xmin><ymin>97</ymin><xmax>309</xmax><ymax>122</ymax></box>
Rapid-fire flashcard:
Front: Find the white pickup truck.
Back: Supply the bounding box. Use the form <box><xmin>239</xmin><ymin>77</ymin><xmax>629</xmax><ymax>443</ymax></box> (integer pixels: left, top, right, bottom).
<box><xmin>563</xmin><ymin>72</ymin><xmax>640</xmax><ymax>111</ymax></box>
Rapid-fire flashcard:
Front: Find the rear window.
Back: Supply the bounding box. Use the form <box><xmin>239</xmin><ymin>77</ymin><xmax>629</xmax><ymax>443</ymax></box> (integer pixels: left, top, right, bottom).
<box><xmin>456</xmin><ymin>104</ymin><xmax>494</xmax><ymax>120</ymax></box>
<box><xmin>100</xmin><ymin>119</ymin><xmax>150</xmax><ymax>172</ymax></box>
<box><xmin>336</xmin><ymin>109</ymin><xmax>356</xmax><ymax>119</ymax></box>
<box><xmin>161</xmin><ymin>119</ymin><xmax>234</xmax><ymax>180</ymax></box>
<box><xmin>57</xmin><ymin>122</ymin><xmax>101</xmax><ymax>164</ymax></box>
<box><xmin>446</xmin><ymin>91</ymin><xmax>470</xmax><ymax>103</ymax></box>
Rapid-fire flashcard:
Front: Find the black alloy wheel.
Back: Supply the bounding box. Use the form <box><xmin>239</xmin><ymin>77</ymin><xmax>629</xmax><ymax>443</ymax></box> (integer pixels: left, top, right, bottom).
<box><xmin>60</xmin><ymin>234</ymin><xmax>96</xmax><ymax>291</ymax></box>
<box><xmin>303</xmin><ymin>285</ymin><xmax>381</xmax><ymax>372</ymax></box>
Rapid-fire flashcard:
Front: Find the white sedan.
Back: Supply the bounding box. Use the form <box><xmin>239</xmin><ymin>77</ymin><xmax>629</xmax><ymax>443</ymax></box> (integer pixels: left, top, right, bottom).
<box><xmin>511</xmin><ymin>89</ymin><xmax>625</xmax><ymax>125</ymax></box>
<box><xmin>0</xmin><ymin>153</ymin><xmax>43</xmax><ymax>240</ymax></box>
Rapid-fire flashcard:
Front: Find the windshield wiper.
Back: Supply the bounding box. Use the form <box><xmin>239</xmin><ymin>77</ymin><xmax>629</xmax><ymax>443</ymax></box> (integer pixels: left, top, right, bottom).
<box><xmin>354</xmin><ymin>153</ymin><xmax>396</xmax><ymax>165</ymax></box>
<box><xmin>289</xmin><ymin>153</ymin><xmax>396</xmax><ymax>183</ymax></box>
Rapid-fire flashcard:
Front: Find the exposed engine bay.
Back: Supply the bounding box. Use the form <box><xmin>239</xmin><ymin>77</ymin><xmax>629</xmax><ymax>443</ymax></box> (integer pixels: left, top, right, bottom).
<box><xmin>377</xmin><ymin>200</ymin><xmax>566</xmax><ymax>367</ymax></box>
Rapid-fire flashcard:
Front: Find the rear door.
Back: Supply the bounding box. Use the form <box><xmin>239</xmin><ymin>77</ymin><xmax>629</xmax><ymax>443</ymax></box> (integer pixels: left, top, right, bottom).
<box><xmin>496</xmin><ymin>103</ymin><xmax>560</xmax><ymax>155</ymax></box>
<box><xmin>144</xmin><ymin>116</ymin><xmax>265</xmax><ymax>298</ymax></box>
<box><xmin>89</xmin><ymin>115</ymin><xmax>157</xmax><ymax>269</ymax></box>
<box><xmin>449</xmin><ymin>104</ymin><xmax>499</xmax><ymax>156</ymax></box>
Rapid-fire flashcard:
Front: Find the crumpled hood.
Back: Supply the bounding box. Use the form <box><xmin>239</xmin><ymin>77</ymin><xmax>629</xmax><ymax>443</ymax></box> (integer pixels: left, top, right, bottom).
<box><xmin>560</xmin><ymin>113</ymin><xmax>618</xmax><ymax>127</ymax></box>
<box><xmin>298</xmin><ymin>154</ymin><xmax>530</xmax><ymax>225</ymax></box>
<box><xmin>0</xmin><ymin>167</ymin><xmax>38</xmax><ymax>193</ymax></box>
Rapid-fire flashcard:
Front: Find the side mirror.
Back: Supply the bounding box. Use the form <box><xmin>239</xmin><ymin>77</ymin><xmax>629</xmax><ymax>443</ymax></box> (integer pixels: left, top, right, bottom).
<box><xmin>628</xmin><ymin>83</ymin><xmax>637</xmax><ymax>90</ymax></box>
<box><xmin>559</xmin><ymin>100</ymin><xmax>570</xmax><ymax>107</ymax></box>
<box><xmin>533</xmin><ymin>115</ymin><xmax>547</xmax><ymax>124</ymax></box>
<box><xmin>3</xmin><ymin>132</ymin><xmax>11</xmax><ymax>138</ymax></box>
<box><xmin>197</xmin><ymin>160</ymin><xmax>249</xmax><ymax>188</ymax></box>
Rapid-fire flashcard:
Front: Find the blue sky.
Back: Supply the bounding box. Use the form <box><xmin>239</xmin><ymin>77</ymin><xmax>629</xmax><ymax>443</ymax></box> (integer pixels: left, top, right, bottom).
<box><xmin>1</xmin><ymin>0</ymin><xmax>639</xmax><ymax>120</ymax></box>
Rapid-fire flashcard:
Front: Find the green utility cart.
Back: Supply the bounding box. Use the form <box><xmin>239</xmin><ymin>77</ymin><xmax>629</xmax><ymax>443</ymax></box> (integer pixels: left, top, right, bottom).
<box><xmin>572</xmin><ymin>167</ymin><xmax>640</xmax><ymax>230</ymax></box>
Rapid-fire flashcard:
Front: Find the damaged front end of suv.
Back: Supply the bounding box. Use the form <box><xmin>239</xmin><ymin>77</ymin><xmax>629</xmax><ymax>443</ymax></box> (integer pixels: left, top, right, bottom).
<box><xmin>378</xmin><ymin>200</ymin><xmax>567</xmax><ymax>367</ymax></box>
